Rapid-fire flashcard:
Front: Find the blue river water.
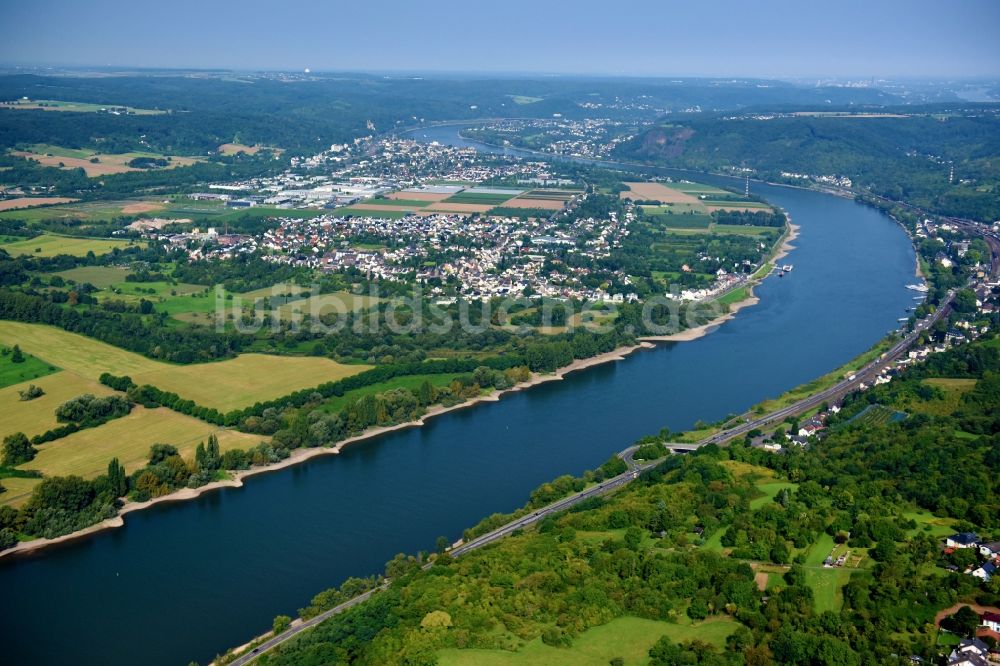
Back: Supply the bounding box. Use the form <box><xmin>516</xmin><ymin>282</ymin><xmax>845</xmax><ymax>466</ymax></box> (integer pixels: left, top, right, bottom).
<box><xmin>0</xmin><ymin>129</ymin><xmax>918</xmax><ymax>665</ymax></box>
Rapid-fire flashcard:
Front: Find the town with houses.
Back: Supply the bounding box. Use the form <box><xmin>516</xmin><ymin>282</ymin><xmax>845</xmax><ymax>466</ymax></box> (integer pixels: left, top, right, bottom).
<box><xmin>131</xmin><ymin>137</ymin><xmax>673</xmax><ymax>302</ymax></box>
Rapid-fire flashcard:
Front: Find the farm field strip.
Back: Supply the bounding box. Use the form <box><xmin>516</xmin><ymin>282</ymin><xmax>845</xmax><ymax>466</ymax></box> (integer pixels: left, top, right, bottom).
<box><xmin>0</xmin><ymin>322</ymin><xmax>371</xmax><ymax>412</ymax></box>
<box><xmin>22</xmin><ymin>406</ymin><xmax>266</xmax><ymax>480</ymax></box>
<box><xmin>0</xmin><ymin>233</ymin><xmax>137</xmax><ymax>257</ymax></box>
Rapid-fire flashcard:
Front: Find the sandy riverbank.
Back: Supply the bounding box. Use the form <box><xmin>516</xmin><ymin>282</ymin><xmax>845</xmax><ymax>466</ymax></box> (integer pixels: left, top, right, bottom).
<box><xmin>0</xmin><ymin>343</ymin><xmax>654</xmax><ymax>560</ymax></box>
<box><xmin>641</xmin><ymin>221</ymin><xmax>798</xmax><ymax>344</ymax></box>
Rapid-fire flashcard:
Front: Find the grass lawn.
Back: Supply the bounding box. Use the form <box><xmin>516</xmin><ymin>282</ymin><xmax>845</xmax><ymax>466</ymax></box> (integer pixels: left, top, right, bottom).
<box><xmin>0</xmin><ymin>322</ymin><xmax>371</xmax><ymax>412</ymax></box>
<box><xmin>702</xmin><ymin>528</ymin><xmax>728</xmax><ymax>553</ymax></box>
<box><xmin>800</xmin><ymin>533</ymin><xmax>862</xmax><ymax>613</ymax></box>
<box><xmin>0</xmin><ymin>372</ymin><xmax>117</xmax><ymax>442</ymax></box>
<box><xmin>804</xmin><ymin>533</ymin><xmax>837</xmax><ymax>567</ymax></box>
<box><xmin>54</xmin><ymin>266</ymin><xmax>132</xmax><ymax>288</ymax></box>
<box><xmin>437</xmin><ymin>616</ymin><xmax>737</xmax><ymax>666</ymax></box>
<box><xmin>0</xmin><ymin>233</ymin><xmax>136</xmax><ymax>257</ymax></box>
<box><xmin>0</xmin><ymin>476</ymin><xmax>42</xmax><ymax>508</ymax></box>
<box><xmin>716</xmin><ymin>286</ymin><xmax>750</xmax><ymax>307</ymax></box>
<box><xmin>275</xmin><ymin>292</ymin><xmax>380</xmax><ymax>320</ymax></box>
<box><xmin>0</xmin><ymin>348</ymin><xmax>59</xmax><ymax>389</ymax></box>
<box><xmin>802</xmin><ymin>567</ymin><xmax>855</xmax><ymax>614</ymax></box>
<box><xmin>749</xmin><ymin>481</ymin><xmax>798</xmax><ymax>511</ymax></box>
<box><xmin>903</xmin><ymin>509</ymin><xmax>956</xmax><ymax>538</ymax></box>
<box><xmin>22</xmin><ymin>406</ymin><xmax>265</xmax><ymax>480</ymax></box>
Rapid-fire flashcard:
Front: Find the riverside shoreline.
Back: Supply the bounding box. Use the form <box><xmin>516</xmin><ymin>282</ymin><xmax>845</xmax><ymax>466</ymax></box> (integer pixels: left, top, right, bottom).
<box><xmin>0</xmin><ymin>342</ymin><xmax>656</xmax><ymax>561</ymax></box>
<box><xmin>2</xmin><ymin>217</ymin><xmax>798</xmax><ymax>561</ymax></box>
<box><xmin>641</xmin><ymin>220</ymin><xmax>799</xmax><ymax>343</ymax></box>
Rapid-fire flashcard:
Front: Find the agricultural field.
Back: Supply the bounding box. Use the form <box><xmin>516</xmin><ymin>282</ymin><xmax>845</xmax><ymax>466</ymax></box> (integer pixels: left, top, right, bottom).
<box><xmin>13</xmin><ymin>144</ymin><xmax>201</xmax><ymax>177</ymax></box>
<box><xmin>0</xmin><ymin>198</ymin><xmax>171</xmax><ymax>222</ymax></box>
<box><xmin>274</xmin><ymin>291</ymin><xmax>381</xmax><ymax>321</ymax></box>
<box><xmin>0</xmin><ymin>99</ymin><xmax>165</xmax><ymax>114</ymax></box>
<box><xmin>335</xmin><ymin>207</ymin><xmax>411</xmax><ymax>219</ymax></box>
<box><xmin>442</xmin><ymin>190</ymin><xmax>522</xmax><ymax>206</ymax></box>
<box><xmin>0</xmin><ymin>321</ymin><xmax>371</xmax><ymax>412</ymax></box>
<box><xmin>502</xmin><ymin>189</ymin><xmax>578</xmax><ymax>210</ymax></box>
<box><xmin>0</xmin><ymin>348</ymin><xmax>59</xmax><ymax>388</ymax></box>
<box><xmin>0</xmin><ymin>232</ymin><xmax>137</xmax><ymax>257</ymax></box>
<box><xmin>625</xmin><ymin>181</ymin><xmax>773</xmax><ymax>219</ymax></box>
<box><xmin>0</xmin><ymin>197</ymin><xmax>78</xmax><ymax>212</ymax></box>
<box><xmin>0</xmin><ymin>476</ymin><xmax>41</xmax><ymax>509</ymax></box>
<box><xmin>0</xmin><ymin>372</ymin><xmax>115</xmax><ymax>442</ymax></box>
<box><xmin>21</xmin><ymin>406</ymin><xmax>266</xmax><ymax>481</ymax></box>
<box><xmin>54</xmin><ymin>266</ymin><xmax>134</xmax><ymax>288</ymax></box>
<box><xmin>362</xmin><ymin>197</ymin><xmax>432</xmax><ymax>208</ymax></box>
<box><xmin>437</xmin><ymin>616</ymin><xmax>737</xmax><ymax>666</ymax></box>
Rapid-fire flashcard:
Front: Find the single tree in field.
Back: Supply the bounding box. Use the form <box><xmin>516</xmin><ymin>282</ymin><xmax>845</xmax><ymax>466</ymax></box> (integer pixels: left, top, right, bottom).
<box><xmin>10</xmin><ymin>345</ymin><xmax>24</xmax><ymax>363</ymax></box>
<box><xmin>107</xmin><ymin>457</ymin><xmax>128</xmax><ymax>497</ymax></box>
<box><xmin>206</xmin><ymin>435</ymin><xmax>221</xmax><ymax>470</ymax></box>
<box><xmin>2</xmin><ymin>432</ymin><xmax>36</xmax><ymax>466</ymax></box>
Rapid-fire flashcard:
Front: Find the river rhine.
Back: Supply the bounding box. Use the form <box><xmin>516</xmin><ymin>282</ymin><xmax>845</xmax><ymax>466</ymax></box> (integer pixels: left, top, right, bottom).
<box><xmin>0</xmin><ymin>128</ymin><xmax>918</xmax><ymax>665</ymax></box>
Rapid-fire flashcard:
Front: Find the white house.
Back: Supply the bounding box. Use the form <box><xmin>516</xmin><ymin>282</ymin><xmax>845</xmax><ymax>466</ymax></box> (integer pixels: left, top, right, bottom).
<box><xmin>948</xmin><ymin>638</ymin><xmax>991</xmax><ymax>666</ymax></box>
<box><xmin>979</xmin><ymin>541</ymin><xmax>1000</xmax><ymax>558</ymax></box>
<box><xmin>971</xmin><ymin>561</ymin><xmax>996</xmax><ymax>582</ymax></box>
<box><xmin>947</xmin><ymin>533</ymin><xmax>980</xmax><ymax>549</ymax></box>
<box><xmin>982</xmin><ymin>612</ymin><xmax>1000</xmax><ymax>633</ymax></box>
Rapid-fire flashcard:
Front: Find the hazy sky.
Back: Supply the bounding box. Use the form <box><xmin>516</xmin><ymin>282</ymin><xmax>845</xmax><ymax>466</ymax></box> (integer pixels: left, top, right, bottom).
<box><xmin>2</xmin><ymin>0</ymin><xmax>998</xmax><ymax>77</ymax></box>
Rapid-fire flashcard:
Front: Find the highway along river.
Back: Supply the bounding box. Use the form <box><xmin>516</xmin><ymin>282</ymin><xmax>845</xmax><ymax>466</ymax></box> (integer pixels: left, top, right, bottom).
<box><xmin>0</xmin><ymin>135</ymin><xmax>918</xmax><ymax>665</ymax></box>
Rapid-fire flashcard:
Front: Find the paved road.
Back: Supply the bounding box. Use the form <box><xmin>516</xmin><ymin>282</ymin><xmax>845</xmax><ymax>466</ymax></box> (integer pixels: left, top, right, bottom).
<box><xmin>229</xmin><ymin>224</ymin><xmax>997</xmax><ymax>665</ymax></box>
<box><xmin>225</xmin><ymin>301</ymin><xmax>955</xmax><ymax>665</ymax></box>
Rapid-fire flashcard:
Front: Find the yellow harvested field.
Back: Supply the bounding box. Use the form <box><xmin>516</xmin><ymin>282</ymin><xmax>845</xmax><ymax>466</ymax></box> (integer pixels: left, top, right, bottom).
<box><xmin>120</xmin><ymin>202</ymin><xmax>165</xmax><ymax>214</ymax></box>
<box><xmin>0</xmin><ymin>477</ymin><xmax>42</xmax><ymax>509</ymax></box>
<box><xmin>502</xmin><ymin>197</ymin><xmax>567</xmax><ymax>210</ymax></box>
<box><xmin>0</xmin><ymin>233</ymin><xmax>136</xmax><ymax>257</ymax></box>
<box><xmin>387</xmin><ymin>191</ymin><xmax>451</xmax><ymax>202</ymax></box>
<box><xmin>22</xmin><ymin>406</ymin><xmax>266</xmax><ymax>480</ymax></box>
<box><xmin>0</xmin><ymin>322</ymin><xmax>161</xmax><ymax>378</ymax></box>
<box><xmin>621</xmin><ymin>182</ymin><xmax>701</xmax><ymax>205</ymax></box>
<box><xmin>132</xmin><ymin>354</ymin><xmax>370</xmax><ymax>412</ymax></box>
<box><xmin>0</xmin><ymin>197</ymin><xmax>78</xmax><ymax>211</ymax></box>
<box><xmin>0</xmin><ymin>322</ymin><xmax>371</xmax><ymax>412</ymax></box>
<box><xmin>0</xmin><ymin>372</ymin><xmax>115</xmax><ymax>441</ymax></box>
<box><xmin>426</xmin><ymin>203</ymin><xmax>495</xmax><ymax>213</ymax></box>
<box><xmin>13</xmin><ymin>150</ymin><xmax>201</xmax><ymax>177</ymax></box>
<box><xmin>349</xmin><ymin>203</ymin><xmax>425</xmax><ymax>211</ymax></box>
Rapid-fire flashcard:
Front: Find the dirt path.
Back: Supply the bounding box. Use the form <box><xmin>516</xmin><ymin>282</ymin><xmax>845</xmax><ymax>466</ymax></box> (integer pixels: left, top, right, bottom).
<box><xmin>934</xmin><ymin>602</ymin><xmax>1000</xmax><ymax>626</ymax></box>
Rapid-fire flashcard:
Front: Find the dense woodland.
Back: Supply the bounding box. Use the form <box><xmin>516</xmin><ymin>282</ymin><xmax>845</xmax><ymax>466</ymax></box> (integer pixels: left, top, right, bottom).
<box><xmin>614</xmin><ymin>111</ymin><xmax>1000</xmax><ymax>222</ymax></box>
